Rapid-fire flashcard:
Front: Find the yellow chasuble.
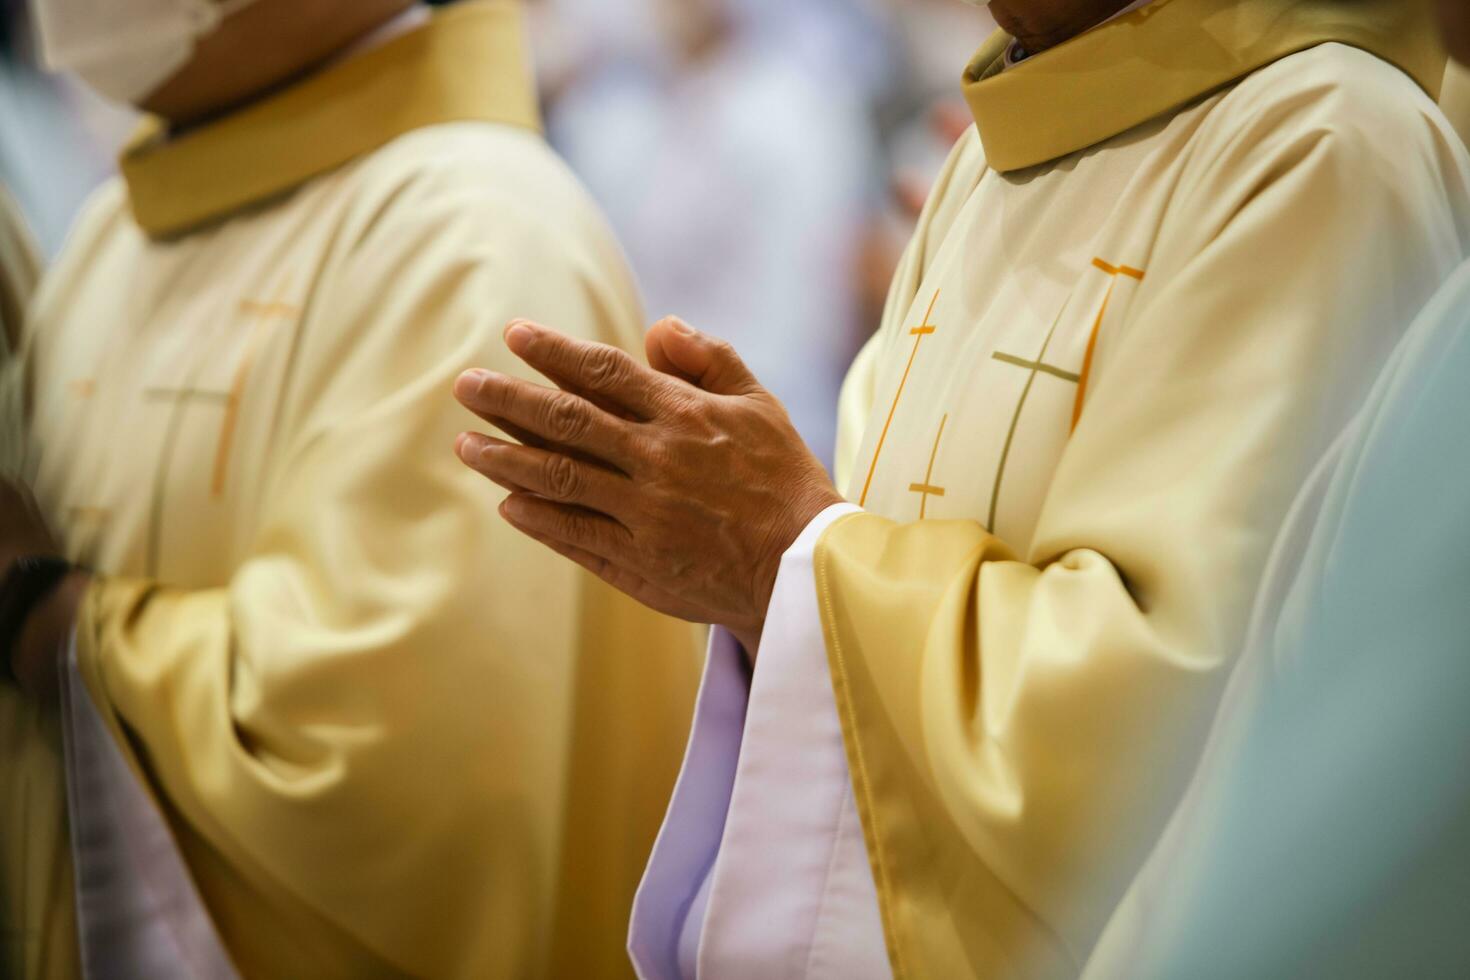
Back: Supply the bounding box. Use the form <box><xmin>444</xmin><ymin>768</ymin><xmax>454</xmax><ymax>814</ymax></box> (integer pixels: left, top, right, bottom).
<box><xmin>13</xmin><ymin>3</ymin><xmax>700</xmax><ymax>977</ymax></box>
<box><xmin>818</xmin><ymin>0</ymin><xmax>1469</xmax><ymax>976</ymax></box>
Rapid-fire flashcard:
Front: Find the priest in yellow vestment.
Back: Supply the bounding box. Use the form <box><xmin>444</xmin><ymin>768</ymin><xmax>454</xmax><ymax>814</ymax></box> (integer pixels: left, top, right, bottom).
<box><xmin>452</xmin><ymin>0</ymin><xmax>1470</xmax><ymax>976</ymax></box>
<box><xmin>0</xmin><ymin>186</ymin><xmax>81</xmax><ymax>980</ymax></box>
<box><xmin>0</xmin><ymin>2</ymin><xmax>700</xmax><ymax>977</ymax></box>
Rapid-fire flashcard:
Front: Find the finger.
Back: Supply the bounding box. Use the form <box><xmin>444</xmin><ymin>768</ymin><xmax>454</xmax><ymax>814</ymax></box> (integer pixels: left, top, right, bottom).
<box><xmin>457</xmin><ymin>432</ymin><xmax>633</xmax><ymax>514</ymax></box>
<box><xmin>453</xmin><ymin>389</ymin><xmax>611</xmax><ymax>470</ymax></box>
<box><xmin>505</xmin><ymin>514</ymin><xmax>719</xmax><ymax>626</ymax></box>
<box><xmin>504</xmin><ymin>321</ymin><xmax>674</xmax><ymax>419</ymax></box>
<box><xmin>454</xmin><ymin>433</ymin><xmax>531</xmax><ymax>495</ymax></box>
<box><xmin>498</xmin><ymin>492</ymin><xmax>633</xmax><ymax>565</ymax></box>
<box><xmin>644</xmin><ymin>318</ymin><xmax>763</xmax><ymax>397</ymax></box>
<box><xmin>454</xmin><ymin>368</ymin><xmax>633</xmax><ymax>464</ymax></box>
<box><xmin>463</xmin><ymin>411</ymin><xmax>552</xmax><ymax>452</ymax></box>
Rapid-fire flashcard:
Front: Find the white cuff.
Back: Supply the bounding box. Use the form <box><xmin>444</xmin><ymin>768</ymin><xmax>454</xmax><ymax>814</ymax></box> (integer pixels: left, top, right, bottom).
<box><xmin>629</xmin><ymin>625</ymin><xmax>754</xmax><ymax>979</ymax></box>
<box><xmin>699</xmin><ymin>502</ymin><xmax>888</xmax><ymax>979</ymax></box>
<box><xmin>629</xmin><ymin>503</ymin><xmax>889</xmax><ymax>979</ymax></box>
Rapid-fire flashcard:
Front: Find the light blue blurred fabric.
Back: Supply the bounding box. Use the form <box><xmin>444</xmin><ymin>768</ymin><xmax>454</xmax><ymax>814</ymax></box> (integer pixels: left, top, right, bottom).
<box><xmin>1083</xmin><ymin>261</ymin><xmax>1470</xmax><ymax>978</ymax></box>
<box><xmin>0</xmin><ymin>60</ymin><xmax>120</xmax><ymax>257</ymax></box>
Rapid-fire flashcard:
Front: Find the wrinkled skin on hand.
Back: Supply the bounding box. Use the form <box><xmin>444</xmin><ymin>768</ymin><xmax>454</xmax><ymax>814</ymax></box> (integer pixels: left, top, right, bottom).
<box><xmin>453</xmin><ymin>317</ymin><xmax>844</xmax><ymax>656</ymax></box>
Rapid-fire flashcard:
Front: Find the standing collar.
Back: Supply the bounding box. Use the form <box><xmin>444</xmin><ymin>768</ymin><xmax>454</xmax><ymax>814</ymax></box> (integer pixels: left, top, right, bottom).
<box><xmin>121</xmin><ymin>0</ymin><xmax>542</xmax><ymax>239</ymax></box>
<box><xmin>964</xmin><ymin>0</ymin><xmax>1446</xmax><ymax>173</ymax></box>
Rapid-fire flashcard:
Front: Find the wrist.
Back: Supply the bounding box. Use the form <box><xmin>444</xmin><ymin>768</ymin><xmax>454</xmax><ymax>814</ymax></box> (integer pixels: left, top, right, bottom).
<box><xmin>744</xmin><ymin>485</ymin><xmax>844</xmax><ymax>664</ymax></box>
<box><xmin>10</xmin><ymin>571</ymin><xmax>88</xmax><ymax>701</ymax></box>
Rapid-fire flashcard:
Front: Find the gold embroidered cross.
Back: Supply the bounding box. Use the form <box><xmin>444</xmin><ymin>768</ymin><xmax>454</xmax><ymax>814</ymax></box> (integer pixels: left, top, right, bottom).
<box><xmin>137</xmin><ymin>293</ymin><xmax>297</xmax><ymax>511</ymax></box>
<box><xmin>989</xmin><ymin>351</ymin><xmax>1080</xmax><ymax>384</ymax></box>
<box><xmin>859</xmin><ymin>288</ymin><xmax>940</xmax><ymax>507</ymax></box>
<box><xmin>908</xmin><ymin>414</ymin><xmax>948</xmax><ymax>519</ymax></box>
<box><xmin>1073</xmin><ymin>257</ymin><xmax>1144</xmax><ymax>430</ymax></box>
<box><xmin>211</xmin><ymin>296</ymin><xmax>299</xmax><ymax>496</ymax></box>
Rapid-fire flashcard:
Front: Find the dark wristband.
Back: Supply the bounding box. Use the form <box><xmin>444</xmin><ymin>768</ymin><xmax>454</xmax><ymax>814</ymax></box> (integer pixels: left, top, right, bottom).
<box><xmin>0</xmin><ymin>555</ymin><xmax>73</xmax><ymax>684</ymax></box>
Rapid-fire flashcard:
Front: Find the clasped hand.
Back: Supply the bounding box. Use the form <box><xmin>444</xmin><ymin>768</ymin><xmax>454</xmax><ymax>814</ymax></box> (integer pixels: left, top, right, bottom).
<box><xmin>453</xmin><ymin>318</ymin><xmax>842</xmax><ymax>656</ymax></box>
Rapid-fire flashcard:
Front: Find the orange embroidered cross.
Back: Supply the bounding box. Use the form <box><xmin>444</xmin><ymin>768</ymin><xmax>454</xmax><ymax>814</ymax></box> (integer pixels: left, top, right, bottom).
<box><xmin>140</xmin><ymin>293</ymin><xmax>298</xmax><ymax>501</ymax></box>
<box><xmin>984</xmin><ymin>256</ymin><xmax>1144</xmax><ymax>532</ymax></box>
<box><xmin>907</xmin><ymin>414</ymin><xmax>948</xmax><ymax>519</ymax></box>
<box><xmin>1072</xmin><ymin>257</ymin><xmax>1144</xmax><ymax>431</ymax></box>
<box><xmin>210</xmin><ymin>296</ymin><xmax>298</xmax><ymax>496</ymax></box>
<box><xmin>859</xmin><ymin>288</ymin><xmax>939</xmax><ymax>507</ymax></box>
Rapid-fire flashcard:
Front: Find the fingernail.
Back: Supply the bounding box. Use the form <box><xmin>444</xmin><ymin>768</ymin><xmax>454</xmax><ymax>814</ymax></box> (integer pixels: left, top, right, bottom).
<box><xmin>457</xmin><ymin>432</ymin><xmax>481</xmax><ymax>463</ymax></box>
<box><xmin>500</xmin><ymin>496</ymin><xmax>522</xmax><ymax>522</ymax></box>
<box><xmin>455</xmin><ymin>369</ymin><xmax>490</xmax><ymax>399</ymax></box>
<box><xmin>668</xmin><ymin>318</ymin><xmax>695</xmax><ymax>335</ymax></box>
<box><xmin>505</xmin><ymin>322</ymin><xmax>535</xmax><ymax>351</ymax></box>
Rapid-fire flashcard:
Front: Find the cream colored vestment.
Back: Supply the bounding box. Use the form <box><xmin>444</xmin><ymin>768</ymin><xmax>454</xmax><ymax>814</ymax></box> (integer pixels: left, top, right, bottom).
<box><xmin>10</xmin><ymin>4</ymin><xmax>700</xmax><ymax>977</ymax></box>
<box><xmin>815</xmin><ymin>2</ymin><xmax>1468</xmax><ymax>976</ymax></box>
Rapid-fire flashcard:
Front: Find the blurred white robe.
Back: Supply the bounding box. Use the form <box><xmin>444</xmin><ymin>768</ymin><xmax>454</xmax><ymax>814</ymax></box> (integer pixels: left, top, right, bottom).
<box><xmin>1082</xmin><ymin>258</ymin><xmax>1470</xmax><ymax>980</ymax></box>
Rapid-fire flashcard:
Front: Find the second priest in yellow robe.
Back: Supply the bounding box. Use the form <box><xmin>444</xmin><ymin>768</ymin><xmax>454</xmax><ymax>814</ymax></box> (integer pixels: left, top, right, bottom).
<box><xmin>6</xmin><ymin>3</ymin><xmax>700</xmax><ymax>978</ymax></box>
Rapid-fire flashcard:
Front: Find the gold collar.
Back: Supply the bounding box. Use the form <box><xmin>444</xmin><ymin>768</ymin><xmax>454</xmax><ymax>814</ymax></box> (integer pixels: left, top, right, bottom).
<box><xmin>963</xmin><ymin>0</ymin><xmax>1445</xmax><ymax>173</ymax></box>
<box><xmin>122</xmin><ymin>0</ymin><xmax>541</xmax><ymax>238</ymax></box>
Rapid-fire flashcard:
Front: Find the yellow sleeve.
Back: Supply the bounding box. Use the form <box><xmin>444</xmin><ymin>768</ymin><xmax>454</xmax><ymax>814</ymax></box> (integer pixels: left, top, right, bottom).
<box><xmin>816</xmin><ymin>79</ymin><xmax>1470</xmax><ymax>978</ymax></box>
<box><xmin>75</xmin><ymin>169</ymin><xmax>697</xmax><ymax>978</ymax></box>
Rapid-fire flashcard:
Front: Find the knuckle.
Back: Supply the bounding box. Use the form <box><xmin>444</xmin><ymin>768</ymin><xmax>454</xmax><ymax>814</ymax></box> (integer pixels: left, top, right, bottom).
<box><xmin>546</xmin><ymin>396</ymin><xmax>590</xmax><ymax>442</ymax></box>
<box><xmin>678</xmin><ymin>399</ymin><xmax>717</xmax><ymax>436</ymax></box>
<box><xmin>556</xmin><ymin>507</ymin><xmax>592</xmax><ymax>543</ymax></box>
<box><xmin>478</xmin><ymin>372</ymin><xmax>507</xmax><ymax>406</ymax></box>
<box><xmin>545</xmin><ymin>455</ymin><xmax>581</xmax><ymax>500</ymax></box>
<box><xmin>581</xmin><ymin>346</ymin><xmax>626</xmax><ymax>389</ymax></box>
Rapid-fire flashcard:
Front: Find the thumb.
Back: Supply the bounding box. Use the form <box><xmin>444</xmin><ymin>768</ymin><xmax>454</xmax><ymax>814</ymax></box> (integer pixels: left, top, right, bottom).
<box><xmin>645</xmin><ymin>317</ymin><xmax>762</xmax><ymax>396</ymax></box>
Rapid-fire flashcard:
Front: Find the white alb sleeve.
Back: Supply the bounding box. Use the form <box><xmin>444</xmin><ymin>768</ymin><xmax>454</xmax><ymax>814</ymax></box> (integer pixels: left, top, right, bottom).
<box><xmin>629</xmin><ymin>503</ymin><xmax>891</xmax><ymax>980</ymax></box>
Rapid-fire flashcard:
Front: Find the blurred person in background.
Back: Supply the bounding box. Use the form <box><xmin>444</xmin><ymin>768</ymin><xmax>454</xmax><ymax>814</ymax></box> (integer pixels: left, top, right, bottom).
<box><xmin>536</xmin><ymin>0</ymin><xmax>889</xmax><ymax>467</ymax></box>
<box><xmin>881</xmin><ymin>0</ymin><xmax>997</xmax><ymax>213</ymax></box>
<box><xmin>1081</xmin><ymin>2</ymin><xmax>1470</xmax><ymax>975</ymax></box>
<box><xmin>451</xmin><ymin>0</ymin><xmax>1470</xmax><ymax>976</ymax></box>
<box><xmin>0</xmin><ymin>1</ymin><xmax>699</xmax><ymax>977</ymax></box>
<box><xmin>0</xmin><ymin>0</ymin><xmax>132</xmax><ymax>254</ymax></box>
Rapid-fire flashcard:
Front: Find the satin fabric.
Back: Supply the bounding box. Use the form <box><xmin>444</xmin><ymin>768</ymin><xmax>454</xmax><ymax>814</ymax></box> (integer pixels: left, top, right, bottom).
<box><xmin>17</xmin><ymin>4</ymin><xmax>701</xmax><ymax>975</ymax></box>
<box><xmin>817</xmin><ymin>14</ymin><xmax>1469</xmax><ymax>977</ymax></box>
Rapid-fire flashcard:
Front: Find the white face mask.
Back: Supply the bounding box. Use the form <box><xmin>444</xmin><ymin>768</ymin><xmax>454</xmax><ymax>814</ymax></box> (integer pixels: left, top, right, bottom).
<box><xmin>33</xmin><ymin>0</ymin><xmax>261</xmax><ymax>105</ymax></box>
